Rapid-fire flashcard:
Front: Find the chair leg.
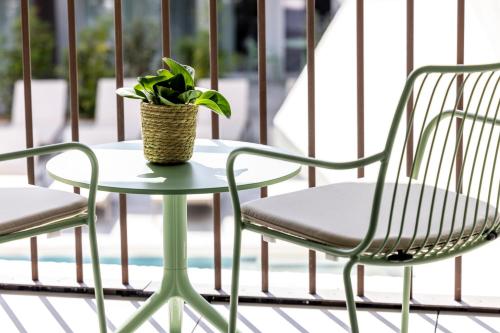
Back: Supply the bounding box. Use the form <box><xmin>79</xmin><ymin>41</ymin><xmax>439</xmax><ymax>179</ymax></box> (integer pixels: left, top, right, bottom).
<box><xmin>88</xmin><ymin>216</ymin><xmax>107</xmax><ymax>333</ymax></box>
<box><xmin>343</xmin><ymin>258</ymin><xmax>360</xmax><ymax>333</ymax></box>
<box><xmin>228</xmin><ymin>220</ymin><xmax>243</xmax><ymax>333</ymax></box>
<box><xmin>401</xmin><ymin>266</ymin><xmax>412</xmax><ymax>333</ymax></box>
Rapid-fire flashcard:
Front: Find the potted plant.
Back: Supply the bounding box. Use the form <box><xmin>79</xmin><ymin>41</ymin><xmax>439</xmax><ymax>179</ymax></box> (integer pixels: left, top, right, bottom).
<box><xmin>116</xmin><ymin>57</ymin><xmax>231</xmax><ymax>164</ymax></box>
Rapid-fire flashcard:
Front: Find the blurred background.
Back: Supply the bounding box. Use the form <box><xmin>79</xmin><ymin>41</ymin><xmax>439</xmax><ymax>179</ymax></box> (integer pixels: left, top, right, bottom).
<box><xmin>0</xmin><ymin>0</ymin><xmax>340</xmax><ymax>123</ymax></box>
<box><xmin>0</xmin><ymin>0</ymin><xmax>343</xmax><ymax>276</ymax></box>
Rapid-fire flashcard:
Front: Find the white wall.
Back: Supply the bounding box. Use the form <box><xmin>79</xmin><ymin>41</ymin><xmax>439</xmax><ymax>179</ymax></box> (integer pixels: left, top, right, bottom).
<box><xmin>274</xmin><ymin>0</ymin><xmax>500</xmax><ymax>185</ymax></box>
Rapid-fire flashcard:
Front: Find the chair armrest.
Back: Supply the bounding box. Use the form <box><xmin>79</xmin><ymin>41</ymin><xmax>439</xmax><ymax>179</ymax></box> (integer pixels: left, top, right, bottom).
<box><xmin>226</xmin><ymin>146</ymin><xmax>386</xmax><ymax>256</ymax></box>
<box><xmin>226</xmin><ymin>146</ymin><xmax>386</xmax><ymax>201</ymax></box>
<box><xmin>226</xmin><ymin>146</ymin><xmax>385</xmax><ymax>194</ymax></box>
<box><xmin>227</xmin><ymin>147</ymin><xmax>385</xmax><ymax>173</ymax></box>
<box><xmin>0</xmin><ymin>142</ymin><xmax>99</xmax><ymax>219</ymax></box>
<box><xmin>226</xmin><ymin>146</ymin><xmax>384</xmax><ymax>206</ymax></box>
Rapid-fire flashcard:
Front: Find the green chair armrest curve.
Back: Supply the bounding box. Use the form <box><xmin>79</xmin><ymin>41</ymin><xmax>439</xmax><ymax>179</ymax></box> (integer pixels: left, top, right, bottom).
<box><xmin>0</xmin><ymin>142</ymin><xmax>99</xmax><ymax>221</ymax></box>
<box><xmin>225</xmin><ymin>146</ymin><xmax>387</xmax><ymax>257</ymax></box>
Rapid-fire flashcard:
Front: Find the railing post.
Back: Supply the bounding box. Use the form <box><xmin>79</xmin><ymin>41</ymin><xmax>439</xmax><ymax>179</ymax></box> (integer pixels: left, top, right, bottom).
<box><xmin>406</xmin><ymin>0</ymin><xmax>415</xmax><ymax>175</ymax></box>
<box><xmin>161</xmin><ymin>0</ymin><xmax>171</xmax><ymax>58</ymax></box>
<box><xmin>406</xmin><ymin>0</ymin><xmax>415</xmax><ymax>299</ymax></box>
<box><xmin>306</xmin><ymin>0</ymin><xmax>317</xmax><ymax>295</ymax></box>
<box><xmin>20</xmin><ymin>0</ymin><xmax>38</xmax><ymax>282</ymax></box>
<box><xmin>455</xmin><ymin>0</ymin><xmax>465</xmax><ymax>302</ymax></box>
<box><xmin>356</xmin><ymin>0</ymin><xmax>365</xmax><ymax>297</ymax></box>
<box><xmin>257</xmin><ymin>0</ymin><xmax>270</xmax><ymax>293</ymax></box>
<box><xmin>113</xmin><ymin>0</ymin><xmax>129</xmax><ymax>286</ymax></box>
<box><xmin>67</xmin><ymin>0</ymin><xmax>84</xmax><ymax>283</ymax></box>
<box><xmin>209</xmin><ymin>0</ymin><xmax>222</xmax><ymax>291</ymax></box>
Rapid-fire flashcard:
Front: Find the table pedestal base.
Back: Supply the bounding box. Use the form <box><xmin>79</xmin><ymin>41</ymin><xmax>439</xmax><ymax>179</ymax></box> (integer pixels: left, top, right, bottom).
<box><xmin>116</xmin><ymin>195</ymin><xmax>229</xmax><ymax>333</ymax></box>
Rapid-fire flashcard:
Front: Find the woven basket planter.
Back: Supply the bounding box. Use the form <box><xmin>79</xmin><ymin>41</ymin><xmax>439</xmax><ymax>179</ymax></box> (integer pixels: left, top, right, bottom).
<box><xmin>140</xmin><ymin>102</ymin><xmax>198</xmax><ymax>164</ymax></box>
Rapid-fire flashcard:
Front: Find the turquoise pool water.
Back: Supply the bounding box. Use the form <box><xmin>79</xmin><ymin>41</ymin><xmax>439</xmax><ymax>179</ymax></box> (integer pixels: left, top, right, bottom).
<box><xmin>0</xmin><ymin>255</ymin><xmax>255</xmax><ymax>269</ymax></box>
<box><xmin>0</xmin><ymin>255</ymin><xmax>341</xmax><ymax>272</ymax></box>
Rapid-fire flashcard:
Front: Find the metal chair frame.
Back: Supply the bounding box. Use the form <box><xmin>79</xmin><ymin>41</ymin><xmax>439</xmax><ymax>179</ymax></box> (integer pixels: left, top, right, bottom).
<box><xmin>0</xmin><ymin>142</ymin><xmax>107</xmax><ymax>333</ymax></box>
<box><xmin>227</xmin><ymin>62</ymin><xmax>500</xmax><ymax>333</ymax></box>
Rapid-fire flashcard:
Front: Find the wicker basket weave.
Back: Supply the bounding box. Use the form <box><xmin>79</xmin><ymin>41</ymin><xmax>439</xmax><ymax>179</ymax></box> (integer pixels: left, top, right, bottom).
<box><xmin>140</xmin><ymin>102</ymin><xmax>198</xmax><ymax>164</ymax></box>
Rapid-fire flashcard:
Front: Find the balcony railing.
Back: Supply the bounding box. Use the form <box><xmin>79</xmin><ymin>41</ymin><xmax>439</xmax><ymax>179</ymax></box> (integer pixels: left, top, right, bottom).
<box><xmin>4</xmin><ymin>0</ymin><xmax>500</xmax><ymax>317</ymax></box>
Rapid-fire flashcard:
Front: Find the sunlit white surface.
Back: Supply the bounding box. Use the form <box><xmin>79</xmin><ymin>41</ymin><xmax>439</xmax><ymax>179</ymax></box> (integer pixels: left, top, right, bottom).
<box><xmin>274</xmin><ymin>0</ymin><xmax>500</xmax><ymax>185</ymax></box>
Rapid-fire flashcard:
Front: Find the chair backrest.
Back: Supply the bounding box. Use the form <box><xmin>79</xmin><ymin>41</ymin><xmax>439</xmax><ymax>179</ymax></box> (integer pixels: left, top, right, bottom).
<box><xmin>366</xmin><ymin>63</ymin><xmax>500</xmax><ymax>260</ymax></box>
<box><xmin>11</xmin><ymin>79</ymin><xmax>68</xmax><ymax>144</ymax></box>
<box><xmin>196</xmin><ymin>78</ymin><xmax>250</xmax><ymax>140</ymax></box>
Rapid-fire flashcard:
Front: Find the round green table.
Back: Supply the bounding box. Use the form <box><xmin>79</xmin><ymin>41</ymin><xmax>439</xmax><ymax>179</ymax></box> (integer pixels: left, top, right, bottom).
<box><xmin>46</xmin><ymin>139</ymin><xmax>300</xmax><ymax>333</ymax></box>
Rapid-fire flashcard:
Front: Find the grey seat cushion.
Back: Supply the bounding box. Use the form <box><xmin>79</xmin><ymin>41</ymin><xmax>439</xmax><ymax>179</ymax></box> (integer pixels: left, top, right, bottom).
<box><xmin>0</xmin><ymin>186</ymin><xmax>87</xmax><ymax>235</ymax></box>
<box><xmin>241</xmin><ymin>182</ymin><xmax>499</xmax><ymax>253</ymax></box>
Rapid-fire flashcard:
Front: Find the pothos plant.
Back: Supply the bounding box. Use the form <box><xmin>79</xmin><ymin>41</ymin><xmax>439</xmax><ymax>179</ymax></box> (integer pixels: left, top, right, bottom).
<box><xmin>116</xmin><ymin>57</ymin><xmax>231</xmax><ymax>118</ymax></box>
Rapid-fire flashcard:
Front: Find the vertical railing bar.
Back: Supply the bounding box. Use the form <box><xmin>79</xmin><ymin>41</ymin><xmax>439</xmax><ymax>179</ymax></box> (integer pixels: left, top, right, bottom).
<box><xmin>306</xmin><ymin>0</ymin><xmax>317</xmax><ymax>295</ymax></box>
<box><xmin>209</xmin><ymin>0</ymin><xmax>219</xmax><ymax>137</ymax></box>
<box><xmin>209</xmin><ymin>0</ymin><xmax>222</xmax><ymax>291</ymax></box>
<box><xmin>67</xmin><ymin>0</ymin><xmax>83</xmax><ymax>283</ymax></box>
<box><xmin>114</xmin><ymin>0</ymin><xmax>129</xmax><ymax>285</ymax></box>
<box><xmin>161</xmin><ymin>0</ymin><xmax>171</xmax><ymax>58</ymax></box>
<box><xmin>257</xmin><ymin>0</ymin><xmax>269</xmax><ymax>293</ymax></box>
<box><xmin>356</xmin><ymin>0</ymin><xmax>365</xmax><ymax>297</ymax></box>
<box><xmin>356</xmin><ymin>1</ymin><xmax>365</xmax><ymax>178</ymax></box>
<box><xmin>114</xmin><ymin>0</ymin><xmax>125</xmax><ymax>142</ymax></box>
<box><xmin>406</xmin><ymin>0</ymin><xmax>414</xmax><ymax>299</ymax></box>
<box><xmin>74</xmin><ymin>225</ymin><xmax>83</xmax><ymax>281</ymax></box>
<box><xmin>67</xmin><ymin>0</ymin><xmax>79</xmax><ymax>144</ymax></box>
<box><xmin>212</xmin><ymin>192</ymin><xmax>222</xmax><ymax>290</ymax></box>
<box><xmin>455</xmin><ymin>0</ymin><xmax>465</xmax><ymax>302</ymax></box>
<box><xmin>406</xmin><ymin>0</ymin><xmax>415</xmax><ymax>176</ymax></box>
<box><xmin>20</xmin><ymin>0</ymin><xmax>38</xmax><ymax>282</ymax></box>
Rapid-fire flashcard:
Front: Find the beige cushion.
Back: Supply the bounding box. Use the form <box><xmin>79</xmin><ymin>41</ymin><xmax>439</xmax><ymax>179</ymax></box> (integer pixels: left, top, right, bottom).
<box><xmin>0</xmin><ymin>186</ymin><xmax>87</xmax><ymax>235</ymax></box>
<box><xmin>242</xmin><ymin>182</ymin><xmax>499</xmax><ymax>253</ymax></box>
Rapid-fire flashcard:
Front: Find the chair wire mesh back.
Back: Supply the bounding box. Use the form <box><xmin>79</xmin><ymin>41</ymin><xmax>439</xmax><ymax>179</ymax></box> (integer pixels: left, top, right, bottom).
<box><xmin>369</xmin><ymin>64</ymin><xmax>500</xmax><ymax>261</ymax></box>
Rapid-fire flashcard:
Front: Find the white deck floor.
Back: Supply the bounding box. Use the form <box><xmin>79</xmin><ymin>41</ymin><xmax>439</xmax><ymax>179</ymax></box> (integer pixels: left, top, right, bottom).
<box><xmin>0</xmin><ymin>260</ymin><xmax>499</xmax><ymax>333</ymax></box>
<box><xmin>1</xmin><ymin>291</ymin><xmax>500</xmax><ymax>332</ymax></box>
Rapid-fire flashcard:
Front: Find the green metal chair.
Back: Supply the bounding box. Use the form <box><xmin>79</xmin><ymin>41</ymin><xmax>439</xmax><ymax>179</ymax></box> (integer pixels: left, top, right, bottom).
<box><xmin>226</xmin><ymin>62</ymin><xmax>500</xmax><ymax>333</ymax></box>
<box><xmin>0</xmin><ymin>142</ymin><xmax>107</xmax><ymax>333</ymax></box>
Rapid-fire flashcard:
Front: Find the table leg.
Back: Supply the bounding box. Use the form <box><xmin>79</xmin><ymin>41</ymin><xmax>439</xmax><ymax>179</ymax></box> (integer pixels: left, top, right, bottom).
<box><xmin>181</xmin><ymin>280</ymin><xmax>229</xmax><ymax>332</ymax></box>
<box><xmin>116</xmin><ymin>194</ymin><xmax>230</xmax><ymax>333</ymax></box>
<box><xmin>169</xmin><ymin>297</ymin><xmax>184</xmax><ymax>333</ymax></box>
<box><xmin>116</xmin><ymin>289</ymin><xmax>169</xmax><ymax>332</ymax></box>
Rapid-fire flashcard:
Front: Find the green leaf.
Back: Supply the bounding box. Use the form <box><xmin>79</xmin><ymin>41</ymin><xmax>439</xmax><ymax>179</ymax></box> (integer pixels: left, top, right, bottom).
<box><xmin>158</xmin><ymin>95</ymin><xmax>176</xmax><ymax>106</ymax></box>
<box><xmin>163</xmin><ymin>57</ymin><xmax>195</xmax><ymax>90</ymax></box>
<box><xmin>116</xmin><ymin>87</ymin><xmax>145</xmax><ymax>100</ymax></box>
<box><xmin>157</xmin><ymin>86</ymin><xmax>184</xmax><ymax>104</ymax></box>
<box><xmin>178</xmin><ymin>90</ymin><xmax>202</xmax><ymax>104</ymax></box>
<box><xmin>133</xmin><ymin>84</ymin><xmax>148</xmax><ymax>99</ymax></box>
<box><xmin>157</xmin><ymin>86</ymin><xmax>177</xmax><ymax>99</ymax></box>
<box><xmin>195</xmin><ymin>98</ymin><xmax>224</xmax><ymax>116</ymax></box>
<box><xmin>195</xmin><ymin>90</ymin><xmax>231</xmax><ymax>118</ymax></box>
<box><xmin>157</xmin><ymin>68</ymin><xmax>174</xmax><ymax>78</ymax></box>
<box><xmin>142</xmin><ymin>90</ymin><xmax>156</xmax><ymax>103</ymax></box>
<box><xmin>167</xmin><ymin>74</ymin><xmax>186</xmax><ymax>92</ymax></box>
<box><xmin>143</xmin><ymin>89</ymin><xmax>157</xmax><ymax>103</ymax></box>
<box><xmin>183</xmin><ymin>65</ymin><xmax>195</xmax><ymax>81</ymax></box>
<box><xmin>138</xmin><ymin>75</ymin><xmax>170</xmax><ymax>94</ymax></box>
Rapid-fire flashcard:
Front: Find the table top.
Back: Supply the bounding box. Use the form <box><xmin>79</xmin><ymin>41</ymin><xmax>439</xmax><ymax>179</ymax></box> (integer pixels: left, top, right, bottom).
<box><xmin>46</xmin><ymin>139</ymin><xmax>300</xmax><ymax>195</ymax></box>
